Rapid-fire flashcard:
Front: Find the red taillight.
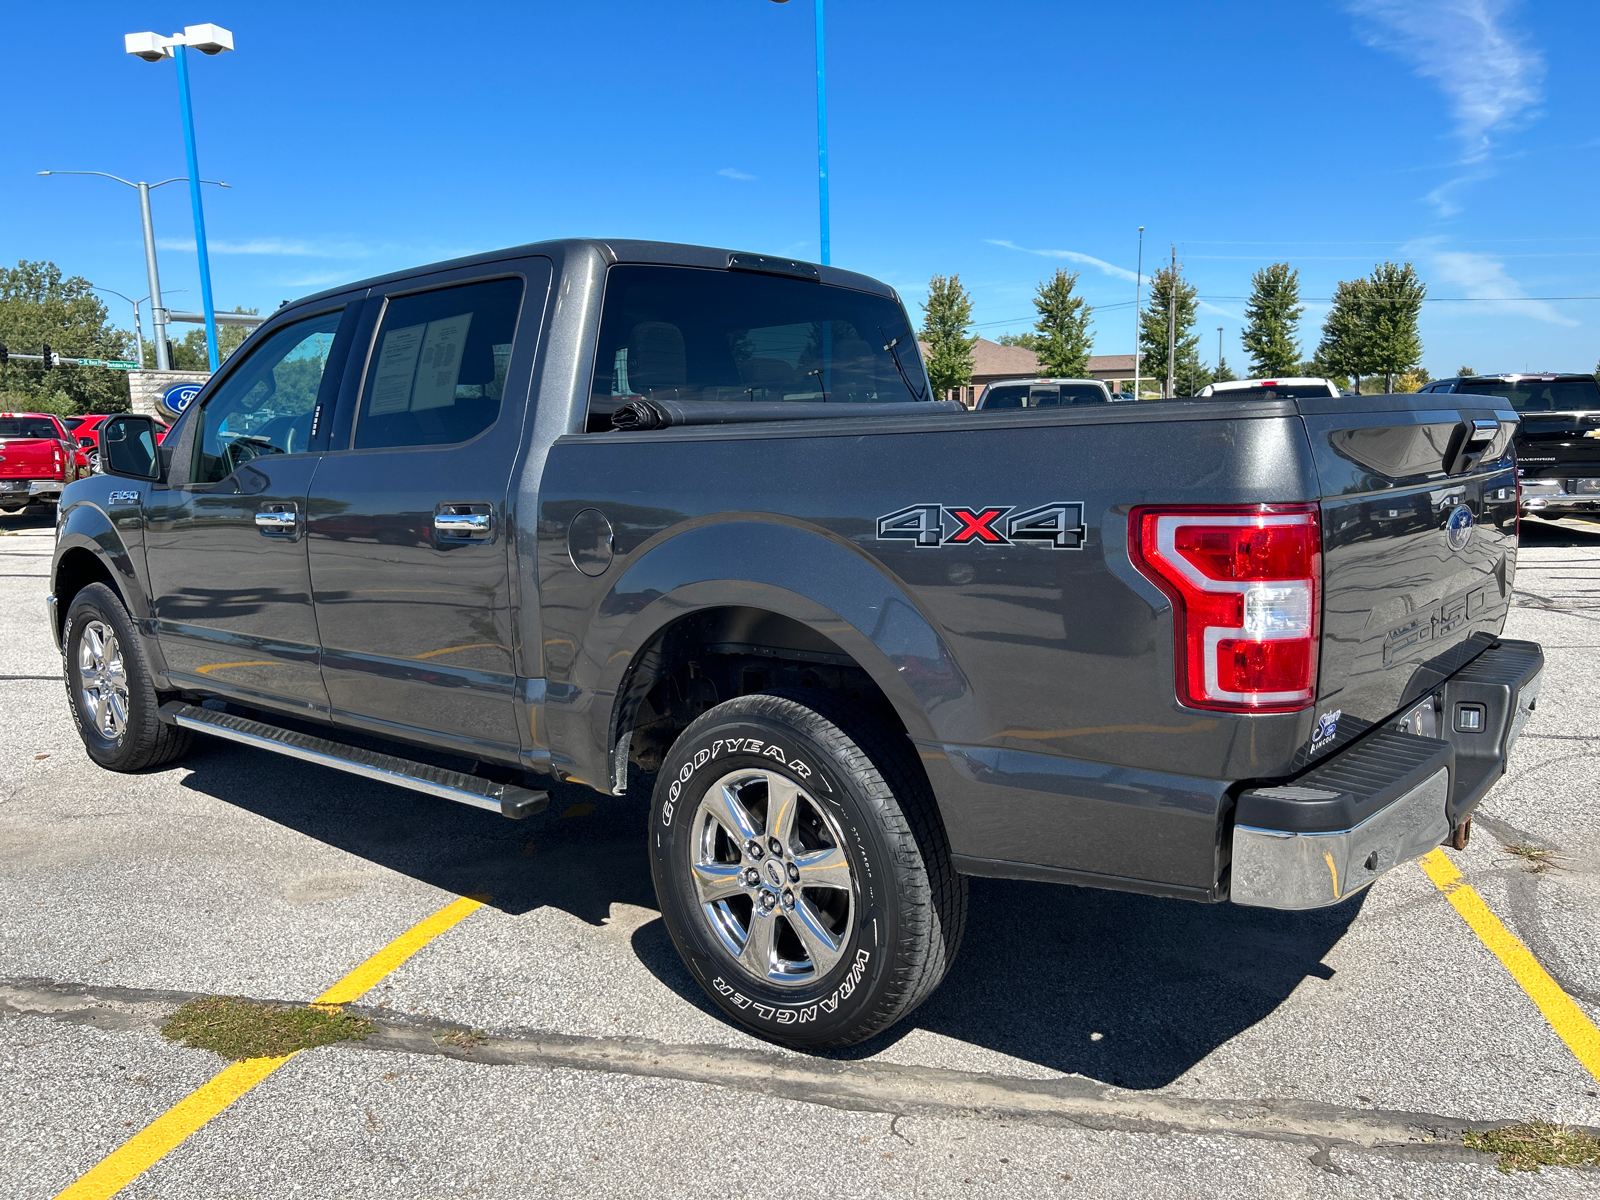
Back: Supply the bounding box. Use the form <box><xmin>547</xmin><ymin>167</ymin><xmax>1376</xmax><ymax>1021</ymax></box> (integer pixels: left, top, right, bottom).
<box><xmin>1129</xmin><ymin>504</ymin><xmax>1321</xmax><ymax>712</ymax></box>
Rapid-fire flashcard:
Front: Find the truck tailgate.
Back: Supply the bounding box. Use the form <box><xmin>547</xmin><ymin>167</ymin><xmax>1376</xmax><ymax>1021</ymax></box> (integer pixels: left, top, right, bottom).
<box><xmin>0</xmin><ymin>438</ymin><xmax>63</xmax><ymax>479</ymax></box>
<box><xmin>1298</xmin><ymin>395</ymin><xmax>1520</xmax><ymax>756</ymax></box>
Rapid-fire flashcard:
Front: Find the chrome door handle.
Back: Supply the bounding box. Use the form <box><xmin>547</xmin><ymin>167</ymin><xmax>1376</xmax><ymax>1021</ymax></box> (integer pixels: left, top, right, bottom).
<box><xmin>254</xmin><ymin>506</ymin><xmax>297</xmax><ymax>536</ymax></box>
<box><xmin>434</xmin><ymin>510</ymin><xmax>492</xmax><ymax>541</ymax></box>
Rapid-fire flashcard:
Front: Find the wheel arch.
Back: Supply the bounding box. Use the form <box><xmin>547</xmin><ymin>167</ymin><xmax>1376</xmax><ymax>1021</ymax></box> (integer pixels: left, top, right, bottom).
<box><xmin>570</xmin><ymin>520</ymin><xmax>977</xmax><ymax>792</ymax></box>
<box><xmin>51</xmin><ymin>503</ymin><xmax>150</xmax><ymax>645</ymax></box>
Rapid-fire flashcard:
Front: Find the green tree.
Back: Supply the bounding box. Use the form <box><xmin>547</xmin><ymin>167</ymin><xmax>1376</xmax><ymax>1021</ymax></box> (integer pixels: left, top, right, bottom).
<box><xmin>1138</xmin><ymin>266</ymin><xmax>1198</xmax><ymax>397</ymax></box>
<box><xmin>918</xmin><ymin>274</ymin><xmax>977</xmax><ymax>397</ymax></box>
<box><xmin>1213</xmin><ymin>355</ymin><xmax>1238</xmax><ymax>384</ymax></box>
<box><xmin>1365</xmin><ymin>262</ymin><xmax>1426</xmax><ymax>391</ymax></box>
<box><xmin>0</xmin><ymin>261</ymin><xmax>132</xmax><ymax>415</ymax></box>
<box><xmin>1240</xmin><ymin>262</ymin><xmax>1303</xmax><ymax>377</ymax></box>
<box><xmin>1029</xmin><ymin>269</ymin><xmax>1094</xmax><ymax>377</ymax></box>
<box><xmin>1458</xmin><ymin>365</ymin><xmax>1477</xmax><ymax>378</ymax></box>
<box><xmin>1175</xmin><ymin>349</ymin><xmax>1213</xmax><ymax>397</ymax></box>
<box><xmin>146</xmin><ymin>307</ymin><xmax>258</xmax><ymax>370</ymax></box>
<box><xmin>1316</xmin><ymin>277</ymin><xmax>1375</xmax><ymax>393</ymax></box>
<box><xmin>996</xmin><ymin>332</ymin><xmax>1040</xmax><ymax>351</ymax></box>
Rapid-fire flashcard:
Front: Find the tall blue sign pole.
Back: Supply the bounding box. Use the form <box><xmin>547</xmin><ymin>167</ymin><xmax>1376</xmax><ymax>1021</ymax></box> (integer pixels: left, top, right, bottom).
<box><xmin>173</xmin><ymin>44</ymin><xmax>220</xmax><ymax>371</ymax></box>
<box><xmin>814</xmin><ymin>0</ymin><xmax>830</xmax><ymax>266</ymax></box>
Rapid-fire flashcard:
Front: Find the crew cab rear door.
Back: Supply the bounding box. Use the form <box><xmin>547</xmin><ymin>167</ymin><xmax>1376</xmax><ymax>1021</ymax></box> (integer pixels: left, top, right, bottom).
<box><xmin>305</xmin><ymin>258</ymin><xmax>551</xmax><ymax>759</ymax></box>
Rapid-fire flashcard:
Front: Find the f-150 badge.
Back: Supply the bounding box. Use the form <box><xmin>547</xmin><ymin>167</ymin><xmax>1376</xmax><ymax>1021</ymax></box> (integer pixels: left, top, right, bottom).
<box><xmin>876</xmin><ymin>503</ymin><xmax>1085</xmax><ymax>549</ymax></box>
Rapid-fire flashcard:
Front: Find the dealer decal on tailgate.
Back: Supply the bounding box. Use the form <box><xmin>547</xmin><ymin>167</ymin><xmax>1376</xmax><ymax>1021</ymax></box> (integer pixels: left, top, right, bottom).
<box><xmin>876</xmin><ymin>502</ymin><xmax>1086</xmax><ymax>549</ymax></box>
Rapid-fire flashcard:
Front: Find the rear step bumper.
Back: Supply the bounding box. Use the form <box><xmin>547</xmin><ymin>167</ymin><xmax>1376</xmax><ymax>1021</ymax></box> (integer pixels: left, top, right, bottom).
<box><xmin>1229</xmin><ymin>639</ymin><xmax>1543</xmax><ymax>910</ymax></box>
<box><xmin>158</xmin><ymin>702</ymin><xmax>550</xmax><ymax>819</ymax></box>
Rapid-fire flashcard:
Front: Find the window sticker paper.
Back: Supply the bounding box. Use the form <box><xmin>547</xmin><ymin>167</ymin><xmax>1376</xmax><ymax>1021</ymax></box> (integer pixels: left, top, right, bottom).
<box><xmin>368</xmin><ymin>323</ymin><xmax>425</xmax><ymax>415</ymax></box>
<box><xmin>410</xmin><ymin>312</ymin><xmax>473</xmax><ymax>411</ymax></box>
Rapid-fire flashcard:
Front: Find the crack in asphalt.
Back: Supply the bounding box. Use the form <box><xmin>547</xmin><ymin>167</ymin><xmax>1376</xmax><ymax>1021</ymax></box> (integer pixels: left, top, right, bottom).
<box><xmin>0</xmin><ymin>977</ymin><xmax>1563</xmax><ymax>1167</ymax></box>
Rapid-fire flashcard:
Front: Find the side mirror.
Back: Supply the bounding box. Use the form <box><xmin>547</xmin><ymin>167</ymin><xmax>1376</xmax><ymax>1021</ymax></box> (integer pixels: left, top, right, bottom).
<box><xmin>100</xmin><ymin>414</ymin><xmax>162</xmax><ymax>481</ymax></box>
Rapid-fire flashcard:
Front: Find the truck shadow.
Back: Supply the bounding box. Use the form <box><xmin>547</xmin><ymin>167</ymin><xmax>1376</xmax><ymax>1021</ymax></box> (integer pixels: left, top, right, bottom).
<box><xmin>176</xmin><ymin>742</ymin><xmax>1363</xmax><ymax>1090</ymax></box>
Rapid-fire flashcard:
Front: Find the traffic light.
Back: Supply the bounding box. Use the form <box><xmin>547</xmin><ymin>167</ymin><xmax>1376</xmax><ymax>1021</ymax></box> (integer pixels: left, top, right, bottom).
<box><xmin>0</xmin><ymin>344</ymin><xmax>8</xmax><ymax>366</ymax></box>
<box><xmin>41</xmin><ymin>343</ymin><xmax>53</xmax><ymax>370</ymax></box>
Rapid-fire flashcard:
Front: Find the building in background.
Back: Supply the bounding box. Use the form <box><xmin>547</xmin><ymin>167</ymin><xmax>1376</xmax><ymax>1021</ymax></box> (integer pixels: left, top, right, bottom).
<box><xmin>918</xmin><ymin>338</ymin><xmax>1140</xmax><ymax>406</ymax></box>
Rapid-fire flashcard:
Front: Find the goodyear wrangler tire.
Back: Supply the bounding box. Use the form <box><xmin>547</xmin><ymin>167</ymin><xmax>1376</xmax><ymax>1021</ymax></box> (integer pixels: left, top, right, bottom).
<box><xmin>648</xmin><ymin>690</ymin><xmax>966</xmax><ymax>1049</ymax></box>
<box><xmin>63</xmin><ymin>582</ymin><xmax>193</xmax><ymax>772</ymax></box>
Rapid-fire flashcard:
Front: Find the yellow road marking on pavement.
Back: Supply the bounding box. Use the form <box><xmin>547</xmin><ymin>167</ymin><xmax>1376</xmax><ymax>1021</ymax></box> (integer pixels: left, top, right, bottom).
<box><xmin>315</xmin><ymin>895</ymin><xmax>484</xmax><ymax>1005</ymax></box>
<box><xmin>1420</xmin><ymin>849</ymin><xmax>1600</xmax><ymax>1082</ymax></box>
<box><xmin>53</xmin><ymin>894</ymin><xmax>486</xmax><ymax>1200</ymax></box>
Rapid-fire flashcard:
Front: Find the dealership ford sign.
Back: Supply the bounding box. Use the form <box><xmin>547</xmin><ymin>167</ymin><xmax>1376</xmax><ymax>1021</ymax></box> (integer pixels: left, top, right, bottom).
<box><xmin>158</xmin><ymin>383</ymin><xmax>203</xmax><ymax>420</ymax></box>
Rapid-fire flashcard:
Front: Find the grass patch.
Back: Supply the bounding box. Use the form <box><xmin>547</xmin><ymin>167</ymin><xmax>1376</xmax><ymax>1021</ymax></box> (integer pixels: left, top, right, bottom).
<box><xmin>1465</xmin><ymin>1121</ymin><xmax>1600</xmax><ymax>1173</ymax></box>
<box><xmin>433</xmin><ymin>1027</ymin><xmax>488</xmax><ymax>1052</ymax></box>
<box><xmin>1504</xmin><ymin>842</ymin><xmax>1561</xmax><ymax>873</ymax></box>
<box><xmin>161</xmin><ymin>996</ymin><xmax>372</xmax><ymax>1060</ymax></box>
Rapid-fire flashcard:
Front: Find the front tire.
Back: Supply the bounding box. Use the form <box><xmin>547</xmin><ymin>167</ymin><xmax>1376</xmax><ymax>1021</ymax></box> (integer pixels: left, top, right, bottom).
<box><xmin>63</xmin><ymin>582</ymin><xmax>193</xmax><ymax>772</ymax></box>
<box><xmin>648</xmin><ymin>690</ymin><xmax>966</xmax><ymax>1049</ymax></box>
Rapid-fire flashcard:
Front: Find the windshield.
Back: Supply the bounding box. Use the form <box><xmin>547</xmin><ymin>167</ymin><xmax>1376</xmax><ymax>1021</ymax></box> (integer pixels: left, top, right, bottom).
<box><xmin>1202</xmin><ymin>384</ymin><xmax>1337</xmax><ymax>400</ymax></box>
<box><xmin>1456</xmin><ymin>378</ymin><xmax>1600</xmax><ymax>412</ymax></box>
<box><xmin>588</xmin><ymin>265</ymin><xmax>930</xmax><ymax>430</ymax></box>
<box><xmin>0</xmin><ymin>417</ymin><xmax>61</xmax><ymax>439</ymax></box>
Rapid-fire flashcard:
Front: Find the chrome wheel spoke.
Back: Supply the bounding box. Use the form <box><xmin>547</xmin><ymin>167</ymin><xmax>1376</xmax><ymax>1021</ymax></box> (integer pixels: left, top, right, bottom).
<box><xmin>691</xmin><ymin>860</ymin><xmax>746</xmax><ymax>905</ymax></box>
<box><xmin>92</xmin><ymin>688</ymin><xmax>111</xmax><ymax>735</ymax></box>
<box><xmin>793</xmin><ymin>846</ymin><xmax>852</xmax><ymax>892</ymax></box>
<box><xmin>706</xmin><ymin>782</ymin><xmax>762</xmax><ymax>844</ymax></box>
<box><xmin>766</xmin><ymin>776</ymin><xmax>801</xmax><ymax>846</ymax></box>
<box><xmin>788</xmin><ymin>897</ymin><xmax>845</xmax><ymax>977</ymax></box>
<box><xmin>106</xmin><ymin>688</ymin><xmax>129</xmax><ymax>734</ymax></box>
<box><xmin>738</xmin><ymin>910</ymin><xmax>778</xmax><ymax>977</ymax></box>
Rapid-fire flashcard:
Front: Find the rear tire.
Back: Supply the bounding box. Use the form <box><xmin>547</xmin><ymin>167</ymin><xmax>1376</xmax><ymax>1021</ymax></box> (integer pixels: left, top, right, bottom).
<box><xmin>63</xmin><ymin>582</ymin><xmax>193</xmax><ymax>771</ymax></box>
<box><xmin>648</xmin><ymin>689</ymin><xmax>966</xmax><ymax>1049</ymax></box>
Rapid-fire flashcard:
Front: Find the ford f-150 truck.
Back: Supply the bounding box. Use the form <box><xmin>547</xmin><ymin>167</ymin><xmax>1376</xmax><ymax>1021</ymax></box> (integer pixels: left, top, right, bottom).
<box><xmin>1</xmin><ymin>412</ymin><xmax>89</xmax><ymax>511</ymax></box>
<box><xmin>50</xmin><ymin>239</ymin><xmax>1543</xmax><ymax>1048</ymax></box>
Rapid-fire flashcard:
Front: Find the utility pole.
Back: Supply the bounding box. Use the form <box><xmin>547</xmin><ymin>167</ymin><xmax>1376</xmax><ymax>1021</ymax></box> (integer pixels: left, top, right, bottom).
<box><xmin>1217</xmin><ymin>326</ymin><xmax>1223</xmax><ymax>377</ymax></box>
<box><xmin>1132</xmin><ymin>226</ymin><xmax>1144</xmax><ymax>399</ymax></box>
<box><xmin>1166</xmin><ymin>245</ymin><xmax>1177</xmax><ymax>399</ymax></box>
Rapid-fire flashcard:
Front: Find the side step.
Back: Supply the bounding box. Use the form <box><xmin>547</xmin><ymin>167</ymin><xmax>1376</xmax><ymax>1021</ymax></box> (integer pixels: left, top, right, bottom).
<box><xmin>158</xmin><ymin>702</ymin><xmax>550</xmax><ymax>819</ymax></box>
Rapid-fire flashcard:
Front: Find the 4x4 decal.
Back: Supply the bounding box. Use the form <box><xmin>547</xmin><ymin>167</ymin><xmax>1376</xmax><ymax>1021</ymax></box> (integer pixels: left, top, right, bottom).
<box><xmin>876</xmin><ymin>502</ymin><xmax>1086</xmax><ymax>549</ymax></box>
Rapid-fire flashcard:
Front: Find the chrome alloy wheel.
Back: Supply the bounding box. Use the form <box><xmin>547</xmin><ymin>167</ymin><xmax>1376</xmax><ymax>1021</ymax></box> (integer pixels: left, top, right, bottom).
<box><xmin>76</xmin><ymin>619</ymin><xmax>129</xmax><ymax>739</ymax></box>
<box><xmin>690</xmin><ymin>768</ymin><xmax>855</xmax><ymax>987</ymax></box>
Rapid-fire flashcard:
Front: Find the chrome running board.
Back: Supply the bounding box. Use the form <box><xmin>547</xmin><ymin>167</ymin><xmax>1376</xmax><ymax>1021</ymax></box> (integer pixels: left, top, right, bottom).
<box><xmin>158</xmin><ymin>702</ymin><xmax>550</xmax><ymax>819</ymax></box>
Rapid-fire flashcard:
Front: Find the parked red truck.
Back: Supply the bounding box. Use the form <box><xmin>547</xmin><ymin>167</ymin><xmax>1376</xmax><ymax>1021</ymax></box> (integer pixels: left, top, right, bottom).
<box><xmin>0</xmin><ymin>413</ymin><xmax>90</xmax><ymax>512</ymax></box>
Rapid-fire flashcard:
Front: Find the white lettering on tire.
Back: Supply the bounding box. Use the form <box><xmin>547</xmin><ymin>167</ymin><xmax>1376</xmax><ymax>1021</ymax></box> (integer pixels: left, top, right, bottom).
<box><xmin>709</xmin><ymin>949</ymin><xmax>871</xmax><ymax>1025</ymax></box>
<box><xmin>660</xmin><ymin>736</ymin><xmax>815</xmax><ymax>826</ymax></box>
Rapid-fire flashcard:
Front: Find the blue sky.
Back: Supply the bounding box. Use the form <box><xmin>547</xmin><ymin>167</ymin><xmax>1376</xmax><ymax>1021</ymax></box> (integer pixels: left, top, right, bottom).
<box><xmin>6</xmin><ymin>0</ymin><xmax>1598</xmax><ymax>375</ymax></box>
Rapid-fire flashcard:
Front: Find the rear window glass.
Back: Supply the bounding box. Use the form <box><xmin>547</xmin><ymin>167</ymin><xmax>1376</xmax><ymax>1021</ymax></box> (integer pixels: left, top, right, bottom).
<box><xmin>1456</xmin><ymin>378</ymin><xmax>1600</xmax><ymax>412</ymax></box>
<box><xmin>588</xmin><ymin>265</ymin><xmax>928</xmax><ymax>430</ymax></box>
<box><xmin>0</xmin><ymin>417</ymin><xmax>61</xmax><ymax>439</ymax></box>
<box><xmin>1205</xmin><ymin>384</ymin><xmax>1337</xmax><ymax>400</ymax></box>
<box><xmin>981</xmin><ymin>385</ymin><xmax>1027</xmax><ymax>409</ymax></box>
<box><xmin>1036</xmin><ymin>384</ymin><xmax>1108</xmax><ymax>407</ymax></box>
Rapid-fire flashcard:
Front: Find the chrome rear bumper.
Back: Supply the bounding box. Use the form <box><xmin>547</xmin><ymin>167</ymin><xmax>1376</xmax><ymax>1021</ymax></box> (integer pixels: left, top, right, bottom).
<box><xmin>1230</xmin><ymin>640</ymin><xmax>1543</xmax><ymax>910</ymax></box>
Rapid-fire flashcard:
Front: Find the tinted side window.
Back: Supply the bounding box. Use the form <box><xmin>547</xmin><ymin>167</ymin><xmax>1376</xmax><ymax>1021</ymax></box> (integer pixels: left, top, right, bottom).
<box><xmin>354</xmin><ymin>277</ymin><xmax>524</xmax><ymax>450</ymax></box>
<box><xmin>191</xmin><ymin>310</ymin><xmax>343</xmax><ymax>485</ymax></box>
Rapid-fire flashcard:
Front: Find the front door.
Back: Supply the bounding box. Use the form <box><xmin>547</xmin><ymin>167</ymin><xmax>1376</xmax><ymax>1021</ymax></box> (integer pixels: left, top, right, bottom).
<box><xmin>306</xmin><ymin>265</ymin><xmax>547</xmax><ymax>758</ymax></box>
<box><xmin>143</xmin><ymin>305</ymin><xmax>354</xmax><ymax>712</ymax></box>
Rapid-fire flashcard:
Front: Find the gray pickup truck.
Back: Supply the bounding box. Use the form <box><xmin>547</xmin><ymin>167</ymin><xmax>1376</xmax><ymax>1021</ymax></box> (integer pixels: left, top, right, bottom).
<box><xmin>51</xmin><ymin>239</ymin><xmax>1543</xmax><ymax>1048</ymax></box>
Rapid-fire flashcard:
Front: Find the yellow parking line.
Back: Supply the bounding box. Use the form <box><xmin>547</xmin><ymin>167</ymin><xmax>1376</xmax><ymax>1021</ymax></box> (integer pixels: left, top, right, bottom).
<box><xmin>53</xmin><ymin>894</ymin><xmax>486</xmax><ymax>1200</ymax></box>
<box><xmin>1419</xmin><ymin>849</ymin><xmax>1600</xmax><ymax>1082</ymax></box>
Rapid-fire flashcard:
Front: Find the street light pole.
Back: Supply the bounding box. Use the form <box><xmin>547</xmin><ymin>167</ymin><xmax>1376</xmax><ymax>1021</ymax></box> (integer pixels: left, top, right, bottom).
<box><xmin>38</xmin><ymin>172</ymin><xmax>227</xmax><ymax>372</ymax></box>
<box><xmin>1166</xmin><ymin>245</ymin><xmax>1177</xmax><ymax>399</ymax></box>
<box><xmin>1133</xmin><ymin>226</ymin><xmax>1144</xmax><ymax>399</ymax></box>
<box><xmin>814</xmin><ymin>0</ymin><xmax>829</xmax><ymax>266</ymax></box>
<box><xmin>1217</xmin><ymin>326</ymin><xmax>1223</xmax><ymax>376</ymax></box>
<box><xmin>172</xmin><ymin>45</ymin><xmax>219</xmax><ymax>370</ymax></box>
<box><xmin>125</xmin><ymin>23</ymin><xmax>234</xmax><ymax>371</ymax></box>
<box><xmin>90</xmin><ymin>286</ymin><xmax>145</xmax><ymax>368</ymax></box>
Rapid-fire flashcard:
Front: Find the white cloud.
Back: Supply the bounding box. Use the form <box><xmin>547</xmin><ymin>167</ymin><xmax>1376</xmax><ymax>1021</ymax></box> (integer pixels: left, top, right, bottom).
<box><xmin>155</xmin><ymin>236</ymin><xmax>373</xmax><ymax>257</ymax></box>
<box><xmin>717</xmin><ymin>167</ymin><xmax>755</xmax><ymax>181</ymax></box>
<box><xmin>1427</xmin><ymin>250</ymin><xmax>1579</xmax><ymax>325</ymax></box>
<box><xmin>986</xmin><ymin>239</ymin><xmax>1242</xmax><ymax>321</ymax></box>
<box><xmin>1347</xmin><ymin>0</ymin><xmax>1543</xmax><ymax>213</ymax></box>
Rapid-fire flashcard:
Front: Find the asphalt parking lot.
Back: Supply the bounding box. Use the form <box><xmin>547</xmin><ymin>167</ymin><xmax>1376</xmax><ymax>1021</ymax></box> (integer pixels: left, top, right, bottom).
<box><xmin>3</xmin><ymin>506</ymin><xmax>1599</xmax><ymax>1198</ymax></box>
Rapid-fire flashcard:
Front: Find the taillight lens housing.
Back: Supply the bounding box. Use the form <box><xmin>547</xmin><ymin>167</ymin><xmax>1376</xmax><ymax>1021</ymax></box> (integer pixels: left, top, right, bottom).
<box><xmin>1129</xmin><ymin>504</ymin><xmax>1321</xmax><ymax>712</ymax></box>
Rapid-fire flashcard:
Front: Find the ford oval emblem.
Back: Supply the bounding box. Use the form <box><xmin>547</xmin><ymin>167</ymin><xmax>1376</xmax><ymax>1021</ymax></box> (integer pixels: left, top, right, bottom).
<box><xmin>1446</xmin><ymin>504</ymin><xmax>1475</xmax><ymax>552</ymax></box>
